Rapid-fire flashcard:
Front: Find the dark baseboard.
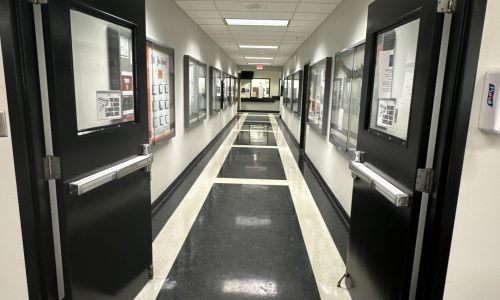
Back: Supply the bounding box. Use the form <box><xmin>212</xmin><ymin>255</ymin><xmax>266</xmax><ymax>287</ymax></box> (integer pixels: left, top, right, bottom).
<box><xmin>278</xmin><ymin>118</ymin><xmax>350</xmax><ymax>229</ymax></box>
<box><xmin>151</xmin><ymin>115</ymin><xmax>238</xmax><ymax>215</ymax></box>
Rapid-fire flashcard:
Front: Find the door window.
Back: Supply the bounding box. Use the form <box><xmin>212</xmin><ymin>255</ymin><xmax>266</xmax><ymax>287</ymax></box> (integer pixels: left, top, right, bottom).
<box><xmin>70</xmin><ymin>9</ymin><xmax>135</xmax><ymax>134</ymax></box>
<box><xmin>369</xmin><ymin>19</ymin><xmax>420</xmax><ymax>142</ymax></box>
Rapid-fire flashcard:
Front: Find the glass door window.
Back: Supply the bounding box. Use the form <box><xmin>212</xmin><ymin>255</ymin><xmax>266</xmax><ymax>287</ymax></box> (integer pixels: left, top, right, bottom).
<box><xmin>70</xmin><ymin>9</ymin><xmax>136</xmax><ymax>134</ymax></box>
<box><xmin>368</xmin><ymin>19</ymin><xmax>420</xmax><ymax>143</ymax></box>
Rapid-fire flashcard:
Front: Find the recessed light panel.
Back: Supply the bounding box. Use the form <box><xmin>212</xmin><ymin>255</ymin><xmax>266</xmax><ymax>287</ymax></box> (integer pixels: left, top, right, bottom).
<box><xmin>245</xmin><ymin>57</ymin><xmax>273</xmax><ymax>60</ymax></box>
<box><xmin>225</xmin><ymin>19</ymin><xmax>289</xmax><ymax>27</ymax></box>
<box><xmin>247</xmin><ymin>62</ymin><xmax>272</xmax><ymax>65</ymax></box>
<box><xmin>239</xmin><ymin>45</ymin><xmax>279</xmax><ymax>49</ymax></box>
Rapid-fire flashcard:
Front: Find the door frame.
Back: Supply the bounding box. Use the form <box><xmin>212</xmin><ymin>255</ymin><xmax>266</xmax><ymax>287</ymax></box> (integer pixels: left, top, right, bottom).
<box><xmin>0</xmin><ymin>0</ymin><xmax>58</xmax><ymax>298</ymax></box>
<box><xmin>417</xmin><ymin>0</ymin><xmax>487</xmax><ymax>298</ymax></box>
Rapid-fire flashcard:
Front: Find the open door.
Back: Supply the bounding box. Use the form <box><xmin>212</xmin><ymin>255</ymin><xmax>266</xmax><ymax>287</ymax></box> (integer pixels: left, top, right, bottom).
<box><xmin>40</xmin><ymin>0</ymin><xmax>152</xmax><ymax>299</ymax></box>
<box><xmin>346</xmin><ymin>0</ymin><xmax>445</xmax><ymax>299</ymax></box>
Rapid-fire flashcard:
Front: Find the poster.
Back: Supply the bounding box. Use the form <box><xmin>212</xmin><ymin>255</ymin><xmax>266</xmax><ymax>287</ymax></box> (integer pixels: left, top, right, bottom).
<box><xmin>376</xmin><ymin>98</ymin><xmax>396</xmax><ymax>128</ymax></box>
<box><xmin>378</xmin><ymin>50</ymin><xmax>394</xmax><ymax>99</ymax></box>
<box><xmin>97</xmin><ymin>91</ymin><xmax>122</xmax><ymax>120</ymax></box>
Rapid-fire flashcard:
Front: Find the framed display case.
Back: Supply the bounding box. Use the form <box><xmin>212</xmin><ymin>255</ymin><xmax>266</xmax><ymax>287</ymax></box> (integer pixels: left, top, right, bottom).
<box><xmin>223</xmin><ymin>72</ymin><xmax>231</xmax><ymax>108</ymax></box>
<box><xmin>307</xmin><ymin>57</ymin><xmax>333</xmax><ymax>135</ymax></box>
<box><xmin>184</xmin><ymin>55</ymin><xmax>207</xmax><ymax>128</ymax></box>
<box><xmin>209</xmin><ymin>66</ymin><xmax>222</xmax><ymax>114</ymax></box>
<box><xmin>147</xmin><ymin>40</ymin><xmax>175</xmax><ymax>144</ymax></box>
<box><xmin>292</xmin><ymin>70</ymin><xmax>303</xmax><ymax>116</ymax></box>
<box><xmin>329</xmin><ymin>42</ymin><xmax>365</xmax><ymax>153</ymax></box>
<box><xmin>284</xmin><ymin>75</ymin><xmax>293</xmax><ymax>109</ymax></box>
<box><xmin>231</xmin><ymin>76</ymin><xmax>238</xmax><ymax>104</ymax></box>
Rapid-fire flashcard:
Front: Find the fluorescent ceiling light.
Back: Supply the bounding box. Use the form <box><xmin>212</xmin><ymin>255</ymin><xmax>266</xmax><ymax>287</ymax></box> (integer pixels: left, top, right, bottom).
<box><xmin>247</xmin><ymin>62</ymin><xmax>272</xmax><ymax>65</ymax></box>
<box><xmin>245</xmin><ymin>56</ymin><xmax>273</xmax><ymax>60</ymax></box>
<box><xmin>239</xmin><ymin>45</ymin><xmax>279</xmax><ymax>49</ymax></box>
<box><xmin>225</xmin><ymin>19</ymin><xmax>289</xmax><ymax>27</ymax></box>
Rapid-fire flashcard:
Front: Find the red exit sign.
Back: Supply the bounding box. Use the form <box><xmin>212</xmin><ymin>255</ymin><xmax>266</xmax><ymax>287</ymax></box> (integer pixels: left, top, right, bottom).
<box><xmin>256</xmin><ymin>64</ymin><xmax>264</xmax><ymax>70</ymax></box>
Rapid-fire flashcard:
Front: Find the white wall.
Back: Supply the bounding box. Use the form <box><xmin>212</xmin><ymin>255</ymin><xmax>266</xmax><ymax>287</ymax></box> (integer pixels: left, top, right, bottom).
<box><xmin>146</xmin><ymin>0</ymin><xmax>238</xmax><ymax>201</ymax></box>
<box><xmin>0</xmin><ymin>40</ymin><xmax>30</xmax><ymax>299</ymax></box>
<box><xmin>444</xmin><ymin>2</ymin><xmax>500</xmax><ymax>299</ymax></box>
<box><xmin>281</xmin><ymin>0</ymin><xmax>372</xmax><ymax>215</ymax></box>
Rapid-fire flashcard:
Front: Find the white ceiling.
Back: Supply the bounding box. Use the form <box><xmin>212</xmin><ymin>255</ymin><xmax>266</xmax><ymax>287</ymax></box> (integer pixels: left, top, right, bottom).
<box><xmin>174</xmin><ymin>0</ymin><xmax>342</xmax><ymax>66</ymax></box>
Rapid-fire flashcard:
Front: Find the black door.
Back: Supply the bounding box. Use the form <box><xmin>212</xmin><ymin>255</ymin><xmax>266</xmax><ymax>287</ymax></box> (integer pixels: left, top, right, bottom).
<box><xmin>41</xmin><ymin>1</ymin><xmax>152</xmax><ymax>299</ymax></box>
<box><xmin>346</xmin><ymin>0</ymin><xmax>444</xmax><ymax>299</ymax></box>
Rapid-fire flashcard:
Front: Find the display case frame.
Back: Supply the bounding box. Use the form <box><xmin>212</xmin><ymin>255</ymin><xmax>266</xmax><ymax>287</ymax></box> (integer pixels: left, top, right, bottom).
<box><xmin>223</xmin><ymin>72</ymin><xmax>231</xmax><ymax>108</ymax></box>
<box><xmin>284</xmin><ymin>74</ymin><xmax>293</xmax><ymax>110</ymax></box>
<box><xmin>329</xmin><ymin>42</ymin><xmax>365</xmax><ymax>154</ymax></box>
<box><xmin>209</xmin><ymin>66</ymin><xmax>223</xmax><ymax>114</ymax></box>
<box><xmin>306</xmin><ymin>57</ymin><xmax>333</xmax><ymax>136</ymax></box>
<box><xmin>146</xmin><ymin>40</ymin><xmax>176</xmax><ymax>145</ymax></box>
<box><xmin>231</xmin><ymin>76</ymin><xmax>238</xmax><ymax>104</ymax></box>
<box><xmin>183</xmin><ymin>55</ymin><xmax>207</xmax><ymax>128</ymax></box>
<box><xmin>292</xmin><ymin>70</ymin><xmax>303</xmax><ymax>117</ymax></box>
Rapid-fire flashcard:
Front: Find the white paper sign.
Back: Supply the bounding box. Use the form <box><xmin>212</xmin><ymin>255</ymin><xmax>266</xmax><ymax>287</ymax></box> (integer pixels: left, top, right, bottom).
<box><xmin>378</xmin><ymin>50</ymin><xmax>394</xmax><ymax>99</ymax></box>
<box><xmin>120</xmin><ymin>36</ymin><xmax>129</xmax><ymax>58</ymax></box>
<box><xmin>376</xmin><ymin>98</ymin><xmax>396</xmax><ymax>128</ymax></box>
<box><xmin>97</xmin><ymin>91</ymin><xmax>122</xmax><ymax>120</ymax></box>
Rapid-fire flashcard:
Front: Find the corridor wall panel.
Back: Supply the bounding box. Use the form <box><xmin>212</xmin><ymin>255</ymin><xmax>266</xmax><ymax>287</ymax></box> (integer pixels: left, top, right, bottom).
<box><xmin>146</xmin><ymin>0</ymin><xmax>238</xmax><ymax>202</ymax></box>
<box><xmin>281</xmin><ymin>0</ymin><xmax>373</xmax><ymax>215</ymax></box>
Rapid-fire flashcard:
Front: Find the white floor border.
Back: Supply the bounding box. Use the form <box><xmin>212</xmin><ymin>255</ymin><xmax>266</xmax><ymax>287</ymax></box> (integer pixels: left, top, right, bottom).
<box><xmin>269</xmin><ymin>114</ymin><xmax>351</xmax><ymax>300</ymax></box>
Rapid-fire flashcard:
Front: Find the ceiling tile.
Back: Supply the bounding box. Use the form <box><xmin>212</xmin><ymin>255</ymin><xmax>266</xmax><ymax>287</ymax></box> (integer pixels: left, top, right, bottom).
<box><xmin>175</xmin><ymin>1</ymin><xmax>217</xmax><ymax>10</ymax></box>
<box><xmin>186</xmin><ymin>10</ymin><xmax>221</xmax><ymax>18</ymax></box>
<box><xmin>292</xmin><ymin>12</ymin><xmax>329</xmax><ymax>21</ymax></box>
<box><xmin>214</xmin><ymin>1</ymin><xmax>298</xmax><ymax>13</ymax></box>
<box><xmin>289</xmin><ymin>20</ymin><xmax>322</xmax><ymax>27</ymax></box>
<box><xmin>194</xmin><ymin>18</ymin><xmax>225</xmax><ymax>25</ymax></box>
<box><xmin>296</xmin><ymin>3</ymin><xmax>338</xmax><ymax>13</ymax></box>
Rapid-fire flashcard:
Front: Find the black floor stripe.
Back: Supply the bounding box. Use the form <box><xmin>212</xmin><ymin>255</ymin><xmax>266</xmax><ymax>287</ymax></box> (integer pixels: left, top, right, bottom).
<box><xmin>218</xmin><ymin>148</ymin><xmax>286</xmax><ymax>180</ymax></box>
<box><xmin>156</xmin><ymin>184</ymin><xmax>321</xmax><ymax>300</ymax></box>
<box><xmin>234</xmin><ymin>131</ymin><xmax>277</xmax><ymax>146</ymax></box>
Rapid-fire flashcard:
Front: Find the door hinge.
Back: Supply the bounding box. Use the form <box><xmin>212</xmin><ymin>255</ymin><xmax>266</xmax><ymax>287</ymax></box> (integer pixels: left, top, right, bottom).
<box><xmin>437</xmin><ymin>0</ymin><xmax>456</xmax><ymax>14</ymax></box>
<box><xmin>43</xmin><ymin>155</ymin><xmax>61</xmax><ymax>180</ymax></box>
<box><xmin>415</xmin><ymin>168</ymin><xmax>433</xmax><ymax>193</ymax></box>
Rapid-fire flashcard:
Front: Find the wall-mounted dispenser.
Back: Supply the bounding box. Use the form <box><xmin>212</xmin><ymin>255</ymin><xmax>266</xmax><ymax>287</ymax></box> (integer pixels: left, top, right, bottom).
<box><xmin>479</xmin><ymin>69</ymin><xmax>500</xmax><ymax>134</ymax></box>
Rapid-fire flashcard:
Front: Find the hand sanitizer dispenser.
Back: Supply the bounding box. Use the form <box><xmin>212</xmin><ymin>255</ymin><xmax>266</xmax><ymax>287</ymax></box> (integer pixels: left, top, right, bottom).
<box><xmin>479</xmin><ymin>69</ymin><xmax>500</xmax><ymax>134</ymax></box>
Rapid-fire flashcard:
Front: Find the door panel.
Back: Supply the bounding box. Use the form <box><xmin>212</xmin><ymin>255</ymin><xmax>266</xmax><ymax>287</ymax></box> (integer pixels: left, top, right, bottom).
<box><xmin>346</xmin><ymin>0</ymin><xmax>444</xmax><ymax>299</ymax></box>
<box><xmin>41</xmin><ymin>0</ymin><xmax>152</xmax><ymax>299</ymax></box>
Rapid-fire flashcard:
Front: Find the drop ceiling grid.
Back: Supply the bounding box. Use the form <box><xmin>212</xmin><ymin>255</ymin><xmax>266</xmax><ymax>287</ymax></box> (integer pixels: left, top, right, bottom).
<box><xmin>175</xmin><ymin>0</ymin><xmax>342</xmax><ymax>66</ymax></box>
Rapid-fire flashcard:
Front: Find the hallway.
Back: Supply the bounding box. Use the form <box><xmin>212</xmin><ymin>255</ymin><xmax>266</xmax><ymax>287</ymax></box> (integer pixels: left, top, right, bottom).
<box><xmin>136</xmin><ymin>113</ymin><xmax>350</xmax><ymax>299</ymax></box>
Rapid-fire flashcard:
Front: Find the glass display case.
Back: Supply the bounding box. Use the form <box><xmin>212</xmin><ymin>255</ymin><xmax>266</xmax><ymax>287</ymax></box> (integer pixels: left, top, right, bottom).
<box><xmin>329</xmin><ymin>42</ymin><xmax>365</xmax><ymax>152</ymax></box>
<box><xmin>209</xmin><ymin>66</ymin><xmax>222</xmax><ymax>114</ymax></box>
<box><xmin>292</xmin><ymin>70</ymin><xmax>303</xmax><ymax>116</ymax></box>
<box><xmin>223</xmin><ymin>72</ymin><xmax>231</xmax><ymax>108</ymax></box>
<box><xmin>147</xmin><ymin>40</ymin><xmax>175</xmax><ymax>144</ymax></box>
<box><xmin>231</xmin><ymin>76</ymin><xmax>238</xmax><ymax>104</ymax></box>
<box><xmin>284</xmin><ymin>75</ymin><xmax>293</xmax><ymax>109</ymax></box>
<box><xmin>184</xmin><ymin>55</ymin><xmax>207</xmax><ymax>128</ymax></box>
<box><xmin>307</xmin><ymin>57</ymin><xmax>332</xmax><ymax>135</ymax></box>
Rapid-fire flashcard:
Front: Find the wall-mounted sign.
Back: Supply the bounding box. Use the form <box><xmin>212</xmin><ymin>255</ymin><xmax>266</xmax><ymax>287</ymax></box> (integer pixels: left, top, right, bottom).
<box><xmin>96</xmin><ymin>90</ymin><xmax>121</xmax><ymax>121</ymax></box>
